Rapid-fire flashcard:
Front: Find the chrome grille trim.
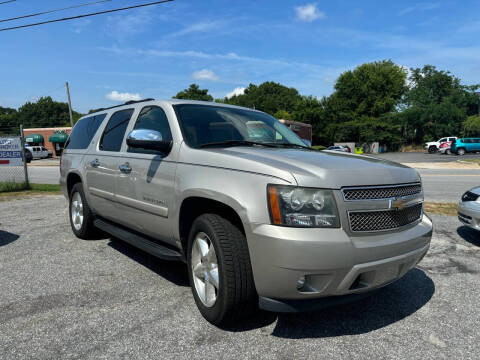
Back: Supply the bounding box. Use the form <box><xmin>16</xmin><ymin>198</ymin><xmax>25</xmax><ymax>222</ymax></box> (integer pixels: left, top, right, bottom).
<box><xmin>342</xmin><ymin>183</ymin><xmax>422</xmax><ymax>201</ymax></box>
<box><xmin>348</xmin><ymin>203</ymin><xmax>423</xmax><ymax>233</ymax></box>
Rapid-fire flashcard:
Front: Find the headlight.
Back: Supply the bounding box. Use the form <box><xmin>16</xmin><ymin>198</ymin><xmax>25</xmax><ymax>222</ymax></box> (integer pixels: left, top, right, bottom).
<box><xmin>268</xmin><ymin>185</ymin><xmax>340</xmax><ymax>228</ymax></box>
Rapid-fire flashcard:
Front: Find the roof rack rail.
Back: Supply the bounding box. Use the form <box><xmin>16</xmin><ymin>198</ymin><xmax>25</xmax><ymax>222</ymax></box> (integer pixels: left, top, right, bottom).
<box><xmin>90</xmin><ymin>98</ymin><xmax>155</xmax><ymax>114</ymax></box>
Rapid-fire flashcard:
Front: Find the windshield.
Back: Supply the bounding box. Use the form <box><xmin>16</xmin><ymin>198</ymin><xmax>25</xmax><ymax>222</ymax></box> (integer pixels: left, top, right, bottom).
<box><xmin>174</xmin><ymin>104</ymin><xmax>307</xmax><ymax>148</ymax></box>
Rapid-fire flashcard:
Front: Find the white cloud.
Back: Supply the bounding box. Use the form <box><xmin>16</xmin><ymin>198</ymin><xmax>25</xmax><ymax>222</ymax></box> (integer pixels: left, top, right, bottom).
<box><xmin>398</xmin><ymin>2</ymin><xmax>439</xmax><ymax>16</ymax></box>
<box><xmin>167</xmin><ymin>21</ymin><xmax>226</xmax><ymax>38</ymax></box>
<box><xmin>106</xmin><ymin>91</ymin><xmax>141</xmax><ymax>102</ymax></box>
<box><xmin>192</xmin><ymin>69</ymin><xmax>219</xmax><ymax>81</ymax></box>
<box><xmin>295</xmin><ymin>3</ymin><xmax>325</xmax><ymax>22</ymax></box>
<box><xmin>226</xmin><ymin>87</ymin><xmax>246</xmax><ymax>98</ymax></box>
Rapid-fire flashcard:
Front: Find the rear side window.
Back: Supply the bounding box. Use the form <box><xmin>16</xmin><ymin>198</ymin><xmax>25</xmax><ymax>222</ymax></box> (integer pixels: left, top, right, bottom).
<box><xmin>99</xmin><ymin>109</ymin><xmax>134</xmax><ymax>152</ymax></box>
<box><xmin>66</xmin><ymin>114</ymin><xmax>107</xmax><ymax>149</ymax></box>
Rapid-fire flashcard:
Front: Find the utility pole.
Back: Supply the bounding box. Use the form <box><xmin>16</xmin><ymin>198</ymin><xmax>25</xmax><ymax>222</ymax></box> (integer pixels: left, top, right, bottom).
<box><xmin>65</xmin><ymin>81</ymin><xmax>74</xmax><ymax>127</ymax></box>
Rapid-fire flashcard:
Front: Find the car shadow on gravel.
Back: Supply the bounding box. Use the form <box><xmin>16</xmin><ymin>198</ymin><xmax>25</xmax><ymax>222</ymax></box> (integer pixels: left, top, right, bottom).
<box><xmin>0</xmin><ymin>230</ymin><xmax>19</xmax><ymax>247</ymax></box>
<box><xmin>267</xmin><ymin>268</ymin><xmax>434</xmax><ymax>339</ymax></box>
<box><xmin>107</xmin><ymin>238</ymin><xmax>190</xmax><ymax>287</ymax></box>
<box><xmin>457</xmin><ymin>226</ymin><xmax>480</xmax><ymax>246</ymax></box>
<box><xmin>223</xmin><ymin>268</ymin><xmax>435</xmax><ymax>337</ymax></box>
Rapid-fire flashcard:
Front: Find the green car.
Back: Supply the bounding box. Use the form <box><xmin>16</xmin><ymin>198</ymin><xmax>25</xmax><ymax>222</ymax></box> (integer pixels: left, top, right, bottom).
<box><xmin>451</xmin><ymin>138</ymin><xmax>480</xmax><ymax>155</ymax></box>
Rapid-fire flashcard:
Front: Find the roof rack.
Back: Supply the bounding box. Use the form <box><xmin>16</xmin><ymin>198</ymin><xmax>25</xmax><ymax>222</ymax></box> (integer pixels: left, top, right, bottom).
<box><xmin>91</xmin><ymin>98</ymin><xmax>155</xmax><ymax>113</ymax></box>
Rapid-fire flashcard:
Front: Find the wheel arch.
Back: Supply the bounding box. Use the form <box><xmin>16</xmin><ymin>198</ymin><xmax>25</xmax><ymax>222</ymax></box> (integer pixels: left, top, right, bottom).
<box><xmin>177</xmin><ymin>195</ymin><xmax>247</xmax><ymax>256</ymax></box>
<box><xmin>66</xmin><ymin>171</ymin><xmax>83</xmax><ymax>197</ymax></box>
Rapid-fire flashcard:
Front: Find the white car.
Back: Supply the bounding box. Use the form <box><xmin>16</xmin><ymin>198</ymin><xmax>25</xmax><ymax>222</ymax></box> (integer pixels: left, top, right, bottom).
<box><xmin>458</xmin><ymin>187</ymin><xmax>480</xmax><ymax>231</ymax></box>
<box><xmin>425</xmin><ymin>137</ymin><xmax>457</xmax><ymax>153</ymax></box>
<box><xmin>25</xmin><ymin>146</ymin><xmax>49</xmax><ymax>160</ymax></box>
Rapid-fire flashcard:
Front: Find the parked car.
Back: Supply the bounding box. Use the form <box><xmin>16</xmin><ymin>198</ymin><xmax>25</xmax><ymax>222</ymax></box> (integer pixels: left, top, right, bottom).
<box><xmin>451</xmin><ymin>138</ymin><xmax>480</xmax><ymax>155</ymax></box>
<box><xmin>24</xmin><ymin>145</ymin><xmax>46</xmax><ymax>160</ymax></box>
<box><xmin>458</xmin><ymin>187</ymin><xmax>480</xmax><ymax>231</ymax></box>
<box><xmin>326</xmin><ymin>145</ymin><xmax>351</xmax><ymax>153</ymax></box>
<box><xmin>424</xmin><ymin>137</ymin><xmax>457</xmax><ymax>153</ymax></box>
<box><xmin>61</xmin><ymin>99</ymin><xmax>432</xmax><ymax>325</ymax></box>
<box><xmin>41</xmin><ymin>146</ymin><xmax>53</xmax><ymax>158</ymax></box>
<box><xmin>438</xmin><ymin>141</ymin><xmax>452</xmax><ymax>155</ymax></box>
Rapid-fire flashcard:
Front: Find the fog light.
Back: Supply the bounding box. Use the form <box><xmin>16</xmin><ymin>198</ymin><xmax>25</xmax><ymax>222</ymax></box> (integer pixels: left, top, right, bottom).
<box><xmin>296</xmin><ymin>276</ymin><xmax>306</xmax><ymax>290</ymax></box>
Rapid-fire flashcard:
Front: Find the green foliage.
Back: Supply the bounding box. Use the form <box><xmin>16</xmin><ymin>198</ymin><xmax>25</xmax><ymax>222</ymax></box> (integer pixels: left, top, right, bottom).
<box><xmin>311</xmin><ymin>145</ymin><xmax>326</xmax><ymax>151</ymax></box>
<box><xmin>273</xmin><ymin>109</ymin><xmax>292</xmax><ymax>120</ymax></box>
<box><xmin>463</xmin><ymin>115</ymin><xmax>480</xmax><ymax>137</ymax></box>
<box><xmin>223</xmin><ymin>82</ymin><xmax>302</xmax><ymax>114</ymax></box>
<box><xmin>398</xmin><ymin>65</ymin><xmax>479</xmax><ymax>143</ymax></box>
<box><xmin>0</xmin><ymin>96</ymin><xmax>82</xmax><ymax>133</ymax></box>
<box><xmin>174</xmin><ymin>84</ymin><xmax>213</xmax><ymax>101</ymax></box>
<box><xmin>333</xmin><ymin>60</ymin><xmax>407</xmax><ymax>119</ymax></box>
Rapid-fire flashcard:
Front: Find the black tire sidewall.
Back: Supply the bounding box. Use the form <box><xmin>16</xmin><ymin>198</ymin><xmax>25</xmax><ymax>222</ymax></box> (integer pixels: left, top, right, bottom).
<box><xmin>187</xmin><ymin>216</ymin><xmax>228</xmax><ymax>324</ymax></box>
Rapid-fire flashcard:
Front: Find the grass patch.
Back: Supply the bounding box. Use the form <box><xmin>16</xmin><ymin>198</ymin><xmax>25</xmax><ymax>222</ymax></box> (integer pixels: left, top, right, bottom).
<box><xmin>312</xmin><ymin>145</ymin><xmax>326</xmax><ymax>151</ymax></box>
<box><xmin>0</xmin><ymin>183</ymin><xmax>61</xmax><ymax>200</ymax></box>
<box><xmin>424</xmin><ymin>202</ymin><xmax>458</xmax><ymax>216</ymax></box>
<box><xmin>459</xmin><ymin>158</ymin><xmax>480</xmax><ymax>165</ymax></box>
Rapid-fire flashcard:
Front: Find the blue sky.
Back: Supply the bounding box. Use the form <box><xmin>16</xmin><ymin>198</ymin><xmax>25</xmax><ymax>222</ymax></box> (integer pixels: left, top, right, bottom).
<box><xmin>1</xmin><ymin>0</ymin><xmax>480</xmax><ymax>113</ymax></box>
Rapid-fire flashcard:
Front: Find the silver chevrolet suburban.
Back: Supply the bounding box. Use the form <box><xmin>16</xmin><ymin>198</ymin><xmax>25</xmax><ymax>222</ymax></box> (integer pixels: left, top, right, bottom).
<box><xmin>61</xmin><ymin>99</ymin><xmax>433</xmax><ymax>325</ymax></box>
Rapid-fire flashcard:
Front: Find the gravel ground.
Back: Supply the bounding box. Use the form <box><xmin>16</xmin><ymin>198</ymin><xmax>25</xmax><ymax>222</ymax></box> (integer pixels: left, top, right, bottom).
<box><xmin>0</xmin><ymin>196</ymin><xmax>479</xmax><ymax>359</ymax></box>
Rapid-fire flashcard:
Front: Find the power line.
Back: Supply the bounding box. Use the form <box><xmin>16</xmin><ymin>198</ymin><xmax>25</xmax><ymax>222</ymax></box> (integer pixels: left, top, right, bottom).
<box><xmin>0</xmin><ymin>0</ymin><xmax>174</xmax><ymax>32</ymax></box>
<box><xmin>0</xmin><ymin>0</ymin><xmax>16</xmax><ymax>5</ymax></box>
<box><xmin>0</xmin><ymin>0</ymin><xmax>112</xmax><ymax>24</ymax></box>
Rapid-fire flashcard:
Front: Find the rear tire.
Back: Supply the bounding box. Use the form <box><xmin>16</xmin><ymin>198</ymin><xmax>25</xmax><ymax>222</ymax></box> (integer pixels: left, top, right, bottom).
<box><xmin>446</xmin><ymin>149</ymin><xmax>451</xmax><ymax>155</ymax></box>
<box><xmin>428</xmin><ymin>146</ymin><xmax>437</xmax><ymax>153</ymax></box>
<box><xmin>187</xmin><ymin>214</ymin><xmax>257</xmax><ymax>326</ymax></box>
<box><xmin>69</xmin><ymin>183</ymin><xmax>100</xmax><ymax>240</ymax></box>
<box><xmin>457</xmin><ymin>148</ymin><xmax>466</xmax><ymax>156</ymax></box>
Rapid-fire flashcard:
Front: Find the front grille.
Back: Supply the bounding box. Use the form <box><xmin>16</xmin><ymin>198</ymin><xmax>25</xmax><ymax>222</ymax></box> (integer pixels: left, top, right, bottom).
<box><xmin>349</xmin><ymin>203</ymin><xmax>423</xmax><ymax>232</ymax></box>
<box><xmin>462</xmin><ymin>191</ymin><xmax>479</xmax><ymax>202</ymax></box>
<box><xmin>343</xmin><ymin>183</ymin><xmax>422</xmax><ymax>201</ymax></box>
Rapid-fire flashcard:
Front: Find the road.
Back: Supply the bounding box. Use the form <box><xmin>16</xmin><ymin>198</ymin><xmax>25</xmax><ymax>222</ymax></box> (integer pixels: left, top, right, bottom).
<box><xmin>0</xmin><ymin>196</ymin><xmax>478</xmax><ymax>359</ymax></box>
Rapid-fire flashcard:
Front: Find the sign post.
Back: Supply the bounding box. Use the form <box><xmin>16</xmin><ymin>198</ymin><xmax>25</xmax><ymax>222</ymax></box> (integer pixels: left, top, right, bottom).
<box><xmin>20</xmin><ymin>125</ymin><xmax>30</xmax><ymax>188</ymax></box>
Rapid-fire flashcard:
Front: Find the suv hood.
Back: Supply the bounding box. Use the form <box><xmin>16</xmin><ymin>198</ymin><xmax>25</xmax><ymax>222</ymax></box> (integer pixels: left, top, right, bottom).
<box><xmin>184</xmin><ymin>146</ymin><xmax>420</xmax><ymax>188</ymax></box>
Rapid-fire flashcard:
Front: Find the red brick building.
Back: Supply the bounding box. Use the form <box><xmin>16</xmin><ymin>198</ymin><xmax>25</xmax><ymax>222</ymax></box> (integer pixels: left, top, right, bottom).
<box><xmin>24</xmin><ymin>127</ymin><xmax>71</xmax><ymax>157</ymax></box>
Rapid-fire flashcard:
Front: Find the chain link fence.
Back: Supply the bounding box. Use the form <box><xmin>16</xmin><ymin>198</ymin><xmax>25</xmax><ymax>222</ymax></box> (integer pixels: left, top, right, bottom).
<box><xmin>0</xmin><ymin>125</ymin><xmax>29</xmax><ymax>192</ymax></box>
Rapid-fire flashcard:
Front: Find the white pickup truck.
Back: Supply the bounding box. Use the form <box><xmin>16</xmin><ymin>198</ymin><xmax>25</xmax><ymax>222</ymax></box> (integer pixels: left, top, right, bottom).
<box><xmin>425</xmin><ymin>136</ymin><xmax>457</xmax><ymax>153</ymax></box>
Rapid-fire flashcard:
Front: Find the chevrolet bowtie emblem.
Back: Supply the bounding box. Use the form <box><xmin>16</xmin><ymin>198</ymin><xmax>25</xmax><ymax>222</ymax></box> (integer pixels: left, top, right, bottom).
<box><xmin>390</xmin><ymin>196</ymin><xmax>408</xmax><ymax>211</ymax></box>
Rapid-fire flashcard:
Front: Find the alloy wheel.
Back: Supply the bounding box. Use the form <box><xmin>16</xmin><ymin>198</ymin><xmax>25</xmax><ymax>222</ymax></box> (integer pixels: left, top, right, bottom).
<box><xmin>191</xmin><ymin>232</ymin><xmax>219</xmax><ymax>307</ymax></box>
<box><xmin>71</xmin><ymin>192</ymin><xmax>84</xmax><ymax>231</ymax></box>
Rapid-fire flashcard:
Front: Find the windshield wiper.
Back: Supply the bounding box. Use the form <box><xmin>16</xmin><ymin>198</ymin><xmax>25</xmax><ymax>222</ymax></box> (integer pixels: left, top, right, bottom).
<box><xmin>263</xmin><ymin>142</ymin><xmax>310</xmax><ymax>149</ymax></box>
<box><xmin>199</xmin><ymin>140</ymin><xmax>277</xmax><ymax>148</ymax></box>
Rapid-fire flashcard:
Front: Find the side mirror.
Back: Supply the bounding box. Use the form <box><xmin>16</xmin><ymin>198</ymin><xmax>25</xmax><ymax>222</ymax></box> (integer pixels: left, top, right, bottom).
<box><xmin>126</xmin><ymin>129</ymin><xmax>172</xmax><ymax>152</ymax></box>
<box><xmin>302</xmin><ymin>139</ymin><xmax>312</xmax><ymax>147</ymax></box>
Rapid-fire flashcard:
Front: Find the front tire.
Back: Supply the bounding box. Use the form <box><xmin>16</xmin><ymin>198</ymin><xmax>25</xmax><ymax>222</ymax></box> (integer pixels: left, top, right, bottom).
<box><xmin>69</xmin><ymin>183</ymin><xmax>99</xmax><ymax>240</ymax></box>
<box><xmin>187</xmin><ymin>214</ymin><xmax>257</xmax><ymax>326</ymax></box>
<box><xmin>428</xmin><ymin>146</ymin><xmax>437</xmax><ymax>153</ymax></box>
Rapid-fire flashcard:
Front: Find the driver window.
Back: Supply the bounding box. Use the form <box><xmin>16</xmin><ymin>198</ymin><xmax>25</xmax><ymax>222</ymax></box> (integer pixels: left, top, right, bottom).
<box><xmin>128</xmin><ymin>106</ymin><xmax>173</xmax><ymax>154</ymax></box>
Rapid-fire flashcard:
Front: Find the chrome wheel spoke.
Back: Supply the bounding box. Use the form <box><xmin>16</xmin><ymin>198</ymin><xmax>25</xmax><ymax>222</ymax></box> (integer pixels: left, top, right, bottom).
<box><xmin>209</xmin><ymin>267</ymin><xmax>219</xmax><ymax>289</ymax></box>
<box><xmin>191</xmin><ymin>232</ymin><xmax>219</xmax><ymax>308</ymax></box>
<box><xmin>193</xmin><ymin>263</ymin><xmax>205</xmax><ymax>279</ymax></box>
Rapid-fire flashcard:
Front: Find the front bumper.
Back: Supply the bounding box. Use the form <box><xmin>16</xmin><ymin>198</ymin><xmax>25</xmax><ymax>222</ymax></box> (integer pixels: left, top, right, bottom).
<box><xmin>458</xmin><ymin>201</ymin><xmax>480</xmax><ymax>230</ymax></box>
<box><xmin>247</xmin><ymin>214</ymin><xmax>432</xmax><ymax>305</ymax></box>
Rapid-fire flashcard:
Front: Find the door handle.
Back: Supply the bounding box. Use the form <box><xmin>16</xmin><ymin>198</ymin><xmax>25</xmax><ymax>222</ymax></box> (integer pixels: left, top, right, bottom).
<box><xmin>119</xmin><ymin>162</ymin><xmax>132</xmax><ymax>174</ymax></box>
<box><xmin>90</xmin><ymin>159</ymin><xmax>100</xmax><ymax>168</ymax></box>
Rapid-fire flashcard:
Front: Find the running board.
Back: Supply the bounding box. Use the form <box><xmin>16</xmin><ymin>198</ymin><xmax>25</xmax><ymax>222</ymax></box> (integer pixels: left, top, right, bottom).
<box><xmin>94</xmin><ymin>219</ymin><xmax>184</xmax><ymax>262</ymax></box>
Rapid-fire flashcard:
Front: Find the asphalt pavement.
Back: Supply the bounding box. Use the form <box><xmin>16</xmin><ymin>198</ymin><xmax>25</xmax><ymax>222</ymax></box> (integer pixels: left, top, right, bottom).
<box><xmin>0</xmin><ymin>196</ymin><xmax>479</xmax><ymax>359</ymax></box>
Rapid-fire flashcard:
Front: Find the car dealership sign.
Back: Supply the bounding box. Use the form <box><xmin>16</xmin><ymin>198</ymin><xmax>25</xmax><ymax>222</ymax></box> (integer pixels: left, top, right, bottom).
<box><xmin>0</xmin><ymin>137</ymin><xmax>23</xmax><ymax>166</ymax></box>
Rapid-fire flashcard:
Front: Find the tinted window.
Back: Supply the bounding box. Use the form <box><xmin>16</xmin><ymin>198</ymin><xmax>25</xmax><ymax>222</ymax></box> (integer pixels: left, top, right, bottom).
<box><xmin>66</xmin><ymin>114</ymin><xmax>107</xmax><ymax>149</ymax></box>
<box><xmin>100</xmin><ymin>109</ymin><xmax>134</xmax><ymax>152</ymax></box>
<box><xmin>174</xmin><ymin>104</ymin><xmax>305</xmax><ymax>148</ymax></box>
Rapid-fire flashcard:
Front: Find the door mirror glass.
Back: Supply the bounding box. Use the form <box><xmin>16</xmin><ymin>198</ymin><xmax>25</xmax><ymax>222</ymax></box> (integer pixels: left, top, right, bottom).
<box><xmin>126</xmin><ymin>129</ymin><xmax>172</xmax><ymax>152</ymax></box>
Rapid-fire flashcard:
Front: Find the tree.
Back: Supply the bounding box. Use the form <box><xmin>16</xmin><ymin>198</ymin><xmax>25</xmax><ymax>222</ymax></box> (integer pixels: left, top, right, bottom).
<box><xmin>463</xmin><ymin>115</ymin><xmax>480</xmax><ymax>137</ymax></box>
<box><xmin>224</xmin><ymin>82</ymin><xmax>302</xmax><ymax>115</ymax></box>
<box><xmin>174</xmin><ymin>84</ymin><xmax>213</xmax><ymax>101</ymax></box>
<box><xmin>0</xmin><ymin>96</ymin><xmax>83</xmax><ymax>132</ymax></box>
<box><xmin>400</xmin><ymin>65</ymin><xmax>479</xmax><ymax>142</ymax></box>
<box><xmin>333</xmin><ymin>60</ymin><xmax>407</xmax><ymax>120</ymax></box>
